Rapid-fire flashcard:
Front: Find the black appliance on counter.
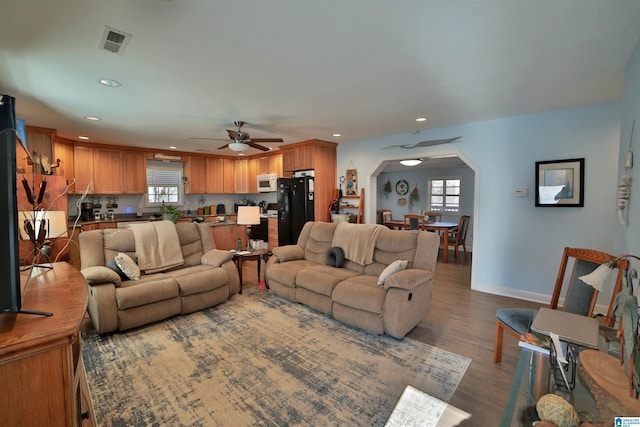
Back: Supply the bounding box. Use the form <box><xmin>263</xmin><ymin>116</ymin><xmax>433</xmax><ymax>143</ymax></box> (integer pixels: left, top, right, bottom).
<box><xmin>277</xmin><ymin>176</ymin><xmax>314</xmax><ymax>246</ymax></box>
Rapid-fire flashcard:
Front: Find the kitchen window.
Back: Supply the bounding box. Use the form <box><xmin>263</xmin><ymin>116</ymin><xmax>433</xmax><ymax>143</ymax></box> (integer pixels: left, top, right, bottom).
<box><xmin>427</xmin><ymin>177</ymin><xmax>460</xmax><ymax>212</ymax></box>
<box><xmin>146</xmin><ymin>160</ymin><xmax>184</xmax><ymax>207</ymax></box>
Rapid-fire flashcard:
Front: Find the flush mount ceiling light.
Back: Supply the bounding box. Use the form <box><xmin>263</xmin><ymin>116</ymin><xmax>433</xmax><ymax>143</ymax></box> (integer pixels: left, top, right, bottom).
<box><xmin>98</xmin><ymin>78</ymin><xmax>121</xmax><ymax>87</ymax></box>
<box><xmin>400</xmin><ymin>159</ymin><xmax>423</xmax><ymax>167</ymax></box>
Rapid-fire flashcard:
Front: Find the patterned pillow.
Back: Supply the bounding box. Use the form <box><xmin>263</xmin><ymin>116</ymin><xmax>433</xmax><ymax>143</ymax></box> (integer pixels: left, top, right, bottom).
<box><xmin>115</xmin><ymin>253</ymin><xmax>141</xmax><ymax>280</ymax></box>
<box><xmin>377</xmin><ymin>260</ymin><xmax>408</xmax><ymax>285</ymax></box>
<box><xmin>106</xmin><ymin>259</ymin><xmax>129</xmax><ymax>281</ymax></box>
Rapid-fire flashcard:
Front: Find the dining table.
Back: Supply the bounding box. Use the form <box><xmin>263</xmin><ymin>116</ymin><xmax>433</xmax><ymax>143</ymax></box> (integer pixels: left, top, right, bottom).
<box><xmin>383</xmin><ymin>220</ymin><xmax>459</xmax><ymax>263</ymax></box>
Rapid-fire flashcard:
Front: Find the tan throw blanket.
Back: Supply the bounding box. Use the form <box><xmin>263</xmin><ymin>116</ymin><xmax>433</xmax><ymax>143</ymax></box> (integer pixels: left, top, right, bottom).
<box><xmin>128</xmin><ymin>220</ymin><xmax>184</xmax><ymax>274</ymax></box>
<box><xmin>331</xmin><ymin>222</ymin><xmax>384</xmax><ymax>266</ymax></box>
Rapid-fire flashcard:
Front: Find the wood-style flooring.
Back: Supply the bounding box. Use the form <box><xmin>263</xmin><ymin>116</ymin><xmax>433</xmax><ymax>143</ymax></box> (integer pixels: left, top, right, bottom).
<box><xmin>241</xmin><ymin>249</ymin><xmax>543</xmax><ymax>426</ymax></box>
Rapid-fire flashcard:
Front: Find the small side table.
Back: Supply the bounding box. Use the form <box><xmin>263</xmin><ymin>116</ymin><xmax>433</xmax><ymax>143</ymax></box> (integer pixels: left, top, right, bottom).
<box><xmin>232</xmin><ymin>249</ymin><xmax>271</xmax><ymax>294</ymax></box>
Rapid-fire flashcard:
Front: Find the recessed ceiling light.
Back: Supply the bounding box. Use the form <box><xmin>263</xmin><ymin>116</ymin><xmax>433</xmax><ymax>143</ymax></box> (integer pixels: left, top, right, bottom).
<box><xmin>98</xmin><ymin>78</ymin><xmax>121</xmax><ymax>87</ymax></box>
<box><xmin>332</xmin><ymin>133</ymin><xmax>342</xmax><ymax>137</ymax></box>
<box><xmin>169</xmin><ymin>146</ymin><xmax>177</xmax><ymax>150</ymax></box>
<box><xmin>400</xmin><ymin>159</ymin><xmax>422</xmax><ymax>167</ymax></box>
<box><xmin>415</xmin><ymin>117</ymin><xmax>427</xmax><ymax>122</ymax></box>
<box><xmin>78</xmin><ymin>135</ymin><xmax>90</xmax><ymax>140</ymax></box>
<box><xmin>84</xmin><ymin>116</ymin><xmax>102</xmax><ymax>121</ymax></box>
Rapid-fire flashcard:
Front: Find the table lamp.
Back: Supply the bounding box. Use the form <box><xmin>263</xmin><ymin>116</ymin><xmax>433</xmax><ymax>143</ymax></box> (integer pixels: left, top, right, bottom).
<box><xmin>19</xmin><ymin>210</ymin><xmax>68</xmax><ymax>263</ymax></box>
<box><xmin>237</xmin><ymin>206</ymin><xmax>261</xmax><ymax>251</ymax></box>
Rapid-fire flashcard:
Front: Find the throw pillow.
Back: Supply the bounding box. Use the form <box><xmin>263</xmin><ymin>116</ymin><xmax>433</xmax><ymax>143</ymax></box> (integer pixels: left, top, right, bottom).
<box><xmin>115</xmin><ymin>253</ymin><xmax>141</xmax><ymax>280</ymax></box>
<box><xmin>377</xmin><ymin>259</ymin><xmax>408</xmax><ymax>285</ymax></box>
<box><xmin>106</xmin><ymin>259</ymin><xmax>129</xmax><ymax>281</ymax></box>
<box><xmin>326</xmin><ymin>246</ymin><xmax>345</xmax><ymax>268</ymax></box>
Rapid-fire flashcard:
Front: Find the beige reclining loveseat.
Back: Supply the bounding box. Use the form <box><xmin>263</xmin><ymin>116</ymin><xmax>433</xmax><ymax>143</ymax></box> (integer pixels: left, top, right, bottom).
<box><xmin>79</xmin><ymin>221</ymin><xmax>240</xmax><ymax>334</ymax></box>
<box><xmin>265</xmin><ymin>221</ymin><xmax>440</xmax><ymax>338</ymax></box>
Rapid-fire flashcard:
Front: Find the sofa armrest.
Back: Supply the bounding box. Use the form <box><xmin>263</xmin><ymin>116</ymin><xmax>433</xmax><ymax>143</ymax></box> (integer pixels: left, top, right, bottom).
<box><xmin>271</xmin><ymin>245</ymin><xmax>304</xmax><ymax>263</ymax></box>
<box><xmin>201</xmin><ymin>249</ymin><xmax>233</xmax><ymax>267</ymax></box>
<box><xmin>383</xmin><ymin>269</ymin><xmax>432</xmax><ymax>291</ymax></box>
<box><xmin>81</xmin><ymin>266</ymin><xmax>122</xmax><ymax>287</ymax></box>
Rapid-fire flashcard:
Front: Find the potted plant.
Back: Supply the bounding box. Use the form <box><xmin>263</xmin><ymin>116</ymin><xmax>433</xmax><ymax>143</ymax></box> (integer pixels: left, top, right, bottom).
<box><xmin>160</xmin><ymin>203</ymin><xmax>181</xmax><ymax>223</ymax></box>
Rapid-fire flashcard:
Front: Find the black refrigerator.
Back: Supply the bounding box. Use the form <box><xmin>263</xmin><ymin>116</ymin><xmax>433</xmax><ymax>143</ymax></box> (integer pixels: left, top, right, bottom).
<box><xmin>277</xmin><ymin>176</ymin><xmax>314</xmax><ymax>246</ymax></box>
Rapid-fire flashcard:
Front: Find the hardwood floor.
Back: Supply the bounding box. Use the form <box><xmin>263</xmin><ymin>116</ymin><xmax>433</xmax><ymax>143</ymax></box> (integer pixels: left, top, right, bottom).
<box><xmin>242</xmin><ymin>249</ymin><xmax>543</xmax><ymax>426</ymax></box>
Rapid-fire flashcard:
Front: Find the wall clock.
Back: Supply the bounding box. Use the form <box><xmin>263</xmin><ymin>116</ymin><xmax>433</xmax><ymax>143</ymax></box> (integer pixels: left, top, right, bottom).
<box><xmin>396</xmin><ymin>179</ymin><xmax>409</xmax><ymax>195</ymax></box>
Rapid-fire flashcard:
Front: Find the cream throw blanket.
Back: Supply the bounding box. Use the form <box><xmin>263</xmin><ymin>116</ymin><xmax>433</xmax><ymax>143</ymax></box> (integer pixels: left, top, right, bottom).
<box><xmin>331</xmin><ymin>222</ymin><xmax>384</xmax><ymax>265</ymax></box>
<box><xmin>128</xmin><ymin>220</ymin><xmax>184</xmax><ymax>274</ymax></box>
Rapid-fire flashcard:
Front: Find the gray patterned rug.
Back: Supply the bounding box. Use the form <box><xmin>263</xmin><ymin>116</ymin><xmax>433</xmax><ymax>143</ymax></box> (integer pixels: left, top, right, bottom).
<box><xmin>82</xmin><ymin>289</ymin><xmax>471</xmax><ymax>426</ymax></box>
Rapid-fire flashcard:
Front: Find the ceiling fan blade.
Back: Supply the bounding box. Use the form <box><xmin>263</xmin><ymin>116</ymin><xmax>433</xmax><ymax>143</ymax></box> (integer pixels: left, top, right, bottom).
<box><xmin>247</xmin><ymin>141</ymin><xmax>270</xmax><ymax>152</ymax></box>
<box><xmin>250</xmin><ymin>138</ymin><xmax>284</xmax><ymax>143</ymax></box>
<box><xmin>227</xmin><ymin>129</ymin><xmax>243</xmax><ymax>140</ymax></box>
<box><xmin>217</xmin><ymin>143</ymin><xmax>230</xmax><ymax>150</ymax></box>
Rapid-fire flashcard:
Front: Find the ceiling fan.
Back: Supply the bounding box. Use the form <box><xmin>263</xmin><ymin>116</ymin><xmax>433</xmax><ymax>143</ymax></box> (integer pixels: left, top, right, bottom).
<box><xmin>381</xmin><ymin>136</ymin><xmax>461</xmax><ymax>150</ymax></box>
<box><xmin>191</xmin><ymin>121</ymin><xmax>284</xmax><ymax>152</ymax></box>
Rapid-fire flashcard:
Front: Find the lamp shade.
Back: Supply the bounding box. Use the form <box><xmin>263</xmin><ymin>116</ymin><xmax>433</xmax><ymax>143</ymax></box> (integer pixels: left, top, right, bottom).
<box><xmin>236</xmin><ymin>206</ymin><xmax>261</xmax><ymax>225</ymax></box>
<box><xmin>18</xmin><ymin>210</ymin><xmax>68</xmax><ymax>240</ymax></box>
<box><xmin>579</xmin><ymin>261</ymin><xmax>615</xmax><ymax>292</ymax></box>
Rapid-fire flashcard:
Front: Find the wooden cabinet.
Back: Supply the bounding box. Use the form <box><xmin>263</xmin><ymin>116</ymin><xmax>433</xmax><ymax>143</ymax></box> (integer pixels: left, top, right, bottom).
<box><xmin>184</xmin><ymin>156</ymin><xmax>206</xmax><ymax>194</ymax></box>
<box><xmin>93</xmin><ymin>148</ymin><xmax>123</xmax><ymax>194</ymax></box>
<box><xmin>234</xmin><ymin>159</ymin><xmax>250</xmax><ymax>194</ymax></box>
<box><xmin>268</xmin><ymin>217</ymin><xmax>278</xmax><ymax>250</ymax></box>
<box><xmin>53</xmin><ymin>141</ymin><xmax>75</xmax><ymax>191</ymax></box>
<box><xmin>280</xmin><ymin>140</ymin><xmax>337</xmax><ymax>222</ymax></box>
<box><xmin>206</xmin><ymin>158</ymin><xmax>225</xmax><ymax>193</ymax></box>
<box><xmin>122</xmin><ymin>151</ymin><xmax>147</xmax><ymax>194</ymax></box>
<box><xmin>223</xmin><ymin>159</ymin><xmax>235</xmax><ymax>194</ymax></box>
<box><xmin>0</xmin><ymin>262</ymin><xmax>95</xmax><ymax>427</ymax></box>
<box><xmin>248</xmin><ymin>158</ymin><xmax>258</xmax><ymax>193</ymax></box>
<box><xmin>211</xmin><ymin>224</ymin><xmax>247</xmax><ymax>250</ymax></box>
<box><xmin>73</xmin><ymin>146</ymin><xmax>94</xmax><ymax>194</ymax></box>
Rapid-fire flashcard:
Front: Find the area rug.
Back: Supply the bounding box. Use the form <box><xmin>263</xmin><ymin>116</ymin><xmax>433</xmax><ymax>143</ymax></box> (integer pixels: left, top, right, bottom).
<box><xmin>82</xmin><ymin>290</ymin><xmax>471</xmax><ymax>426</ymax></box>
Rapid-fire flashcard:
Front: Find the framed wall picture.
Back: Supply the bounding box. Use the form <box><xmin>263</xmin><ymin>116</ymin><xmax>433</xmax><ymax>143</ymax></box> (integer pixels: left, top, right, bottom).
<box><xmin>535</xmin><ymin>158</ymin><xmax>584</xmax><ymax>207</ymax></box>
<box><xmin>346</xmin><ymin>168</ymin><xmax>358</xmax><ymax>196</ymax></box>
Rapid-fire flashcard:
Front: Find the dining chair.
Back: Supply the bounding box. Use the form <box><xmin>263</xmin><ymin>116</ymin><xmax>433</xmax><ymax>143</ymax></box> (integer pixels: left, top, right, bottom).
<box><xmin>424</xmin><ymin>211</ymin><xmax>442</xmax><ymax>223</ymax></box>
<box><xmin>444</xmin><ymin>214</ymin><xmax>470</xmax><ymax>261</ymax></box>
<box><xmin>403</xmin><ymin>214</ymin><xmax>422</xmax><ymax>230</ymax></box>
<box><xmin>493</xmin><ymin>247</ymin><xmax>629</xmax><ymax>363</ymax></box>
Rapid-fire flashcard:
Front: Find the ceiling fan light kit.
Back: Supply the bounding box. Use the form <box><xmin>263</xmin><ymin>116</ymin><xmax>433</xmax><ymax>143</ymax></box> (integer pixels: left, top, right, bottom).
<box><xmin>228</xmin><ymin>142</ymin><xmax>250</xmax><ymax>152</ymax></box>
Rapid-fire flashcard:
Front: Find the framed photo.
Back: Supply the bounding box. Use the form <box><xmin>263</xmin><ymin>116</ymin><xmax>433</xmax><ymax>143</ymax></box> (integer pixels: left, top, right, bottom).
<box><xmin>535</xmin><ymin>158</ymin><xmax>584</xmax><ymax>207</ymax></box>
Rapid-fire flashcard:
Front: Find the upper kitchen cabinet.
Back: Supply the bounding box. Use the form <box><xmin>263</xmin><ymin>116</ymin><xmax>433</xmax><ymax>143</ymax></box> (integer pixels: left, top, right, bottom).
<box><xmin>223</xmin><ymin>159</ymin><xmax>235</xmax><ymax>194</ymax></box>
<box><xmin>73</xmin><ymin>145</ymin><xmax>94</xmax><ymax>194</ymax></box>
<box><xmin>234</xmin><ymin>158</ymin><xmax>250</xmax><ymax>194</ymax></box>
<box><xmin>53</xmin><ymin>140</ymin><xmax>75</xmax><ymax>190</ymax></box>
<box><xmin>256</xmin><ymin>153</ymin><xmax>283</xmax><ymax>176</ymax></box>
<box><xmin>206</xmin><ymin>158</ymin><xmax>225</xmax><ymax>194</ymax></box>
<box><xmin>122</xmin><ymin>151</ymin><xmax>147</xmax><ymax>194</ymax></box>
<box><xmin>184</xmin><ymin>156</ymin><xmax>206</xmax><ymax>194</ymax></box>
<box><xmin>93</xmin><ymin>148</ymin><xmax>124</xmax><ymax>194</ymax></box>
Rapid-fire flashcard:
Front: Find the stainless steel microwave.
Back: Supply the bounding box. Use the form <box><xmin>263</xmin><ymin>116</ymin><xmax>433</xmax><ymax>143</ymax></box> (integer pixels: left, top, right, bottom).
<box><xmin>257</xmin><ymin>173</ymin><xmax>277</xmax><ymax>192</ymax></box>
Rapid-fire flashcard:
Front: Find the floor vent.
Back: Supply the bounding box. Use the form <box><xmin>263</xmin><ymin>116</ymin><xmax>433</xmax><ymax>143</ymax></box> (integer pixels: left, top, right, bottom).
<box><xmin>99</xmin><ymin>26</ymin><xmax>132</xmax><ymax>55</ymax></box>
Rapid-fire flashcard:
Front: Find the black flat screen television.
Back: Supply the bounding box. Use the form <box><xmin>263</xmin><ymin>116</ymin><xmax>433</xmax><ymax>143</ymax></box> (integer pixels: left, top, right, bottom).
<box><xmin>0</xmin><ymin>94</ymin><xmax>51</xmax><ymax>316</ymax></box>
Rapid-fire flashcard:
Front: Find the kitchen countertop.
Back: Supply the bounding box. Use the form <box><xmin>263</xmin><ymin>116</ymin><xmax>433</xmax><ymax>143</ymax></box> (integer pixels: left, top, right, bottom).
<box><xmin>69</xmin><ymin>214</ymin><xmax>239</xmax><ymax>227</ymax></box>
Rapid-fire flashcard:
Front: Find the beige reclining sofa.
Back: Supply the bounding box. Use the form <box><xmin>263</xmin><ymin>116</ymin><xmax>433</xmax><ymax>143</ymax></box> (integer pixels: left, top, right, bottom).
<box><xmin>265</xmin><ymin>221</ymin><xmax>440</xmax><ymax>338</ymax></box>
<box><xmin>79</xmin><ymin>221</ymin><xmax>240</xmax><ymax>334</ymax></box>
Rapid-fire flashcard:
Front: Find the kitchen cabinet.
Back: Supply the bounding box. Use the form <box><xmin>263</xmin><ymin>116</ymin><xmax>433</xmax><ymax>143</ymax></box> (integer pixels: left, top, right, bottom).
<box><xmin>268</xmin><ymin>217</ymin><xmax>278</xmax><ymax>250</ymax></box>
<box><xmin>93</xmin><ymin>148</ymin><xmax>123</xmax><ymax>194</ymax></box>
<box><xmin>184</xmin><ymin>156</ymin><xmax>206</xmax><ymax>194</ymax></box>
<box><xmin>0</xmin><ymin>262</ymin><xmax>95</xmax><ymax>427</ymax></box>
<box><xmin>123</xmin><ymin>151</ymin><xmax>147</xmax><ymax>194</ymax></box>
<box><xmin>73</xmin><ymin>145</ymin><xmax>94</xmax><ymax>194</ymax></box>
<box><xmin>223</xmin><ymin>159</ymin><xmax>235</xmax><ymax>194</ymax></box>
<box><xmin>234</xmin><ymin>159</ymin><xmax>250</xmax><ymax>194</ymax></box>
<box><xmin>53</xmin><ymin>141</ymin><xmax>75</xmax><ymax>192</ymax></box>
<box><xmin>211</xmin><ymin>224</ymin><xmax>247</xmax><ymax>250</ymax></box>
<box><xmin>206</xmin><ymin>158</ymin><xmax>225</xmax><ymax>193</ymax></box>
<box><xmin>248</xmin><ymin>158</ymin><xmax>258</xmax><ymax>193</ymax></box>
<box><xmin>280</xmin><ymin>139</ymin><xmax>337</xmax><ymax>222</ymax></box>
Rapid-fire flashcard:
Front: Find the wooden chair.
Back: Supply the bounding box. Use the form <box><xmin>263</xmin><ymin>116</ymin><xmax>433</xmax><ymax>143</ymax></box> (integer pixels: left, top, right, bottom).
<box><xmin>444</xmin><ymin>215</ymin><xmax>470</xmax><ymax>260</ymax></box>
<box><xmin>403</xmin><ymin>214</ymin><xmax>422</xmax><ymax>230</ymax></box>
<box><xmin>493</xmin><ymin>247</ymin><xmax>629</xmax><ymax>363</ymax></box>
<box><xmin>424</xmin><ymin>211</ymin><xmax>442</xmax><ymax>223</ymax></box>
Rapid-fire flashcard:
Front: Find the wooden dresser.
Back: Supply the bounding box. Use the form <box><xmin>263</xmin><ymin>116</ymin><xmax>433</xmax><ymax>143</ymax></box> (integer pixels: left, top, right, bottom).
<box><xmin>0</xmin><ymin>262</ymin><xmax>95</xmax><ymax>426</ymax></box>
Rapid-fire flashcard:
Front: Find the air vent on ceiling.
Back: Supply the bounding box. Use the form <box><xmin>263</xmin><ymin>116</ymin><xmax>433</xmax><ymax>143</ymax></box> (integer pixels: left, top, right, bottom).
<box><xmin>99</xmin><ymin>26</ymin><xmax>132</xmax><ymax>55</ymax></box>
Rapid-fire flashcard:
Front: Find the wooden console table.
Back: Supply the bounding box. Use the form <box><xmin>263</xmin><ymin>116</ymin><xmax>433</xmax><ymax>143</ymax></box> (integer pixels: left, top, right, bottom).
<box><xmin>0</xmin><ymin>262</ymin><xmax>95</xmax><ymax>426</ymax></box>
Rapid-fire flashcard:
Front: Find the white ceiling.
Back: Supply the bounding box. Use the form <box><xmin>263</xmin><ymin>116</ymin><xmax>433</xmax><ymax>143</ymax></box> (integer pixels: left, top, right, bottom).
<box><xmin>1</xmin><ymin>0</ymin><xmax>640</xmax><ymax>159</ymax></box>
